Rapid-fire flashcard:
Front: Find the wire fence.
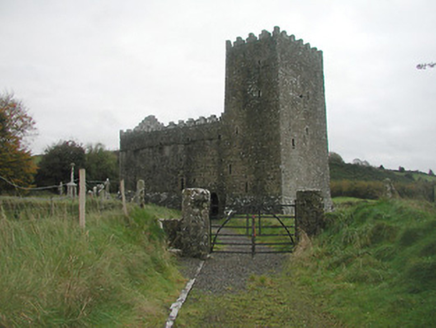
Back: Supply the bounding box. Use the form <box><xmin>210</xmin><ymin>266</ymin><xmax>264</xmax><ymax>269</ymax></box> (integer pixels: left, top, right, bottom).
<box><xmin>0</xmin><ymin>174</ymin><xmax>111</xmax><ymax>198</ymax></box>
<box><xmin>0</xmin><ymin>174</ymin><xmax>125</xmax><ymax>222</ymax></box>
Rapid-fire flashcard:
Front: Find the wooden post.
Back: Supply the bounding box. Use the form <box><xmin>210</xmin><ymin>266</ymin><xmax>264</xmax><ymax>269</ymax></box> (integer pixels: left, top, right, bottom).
<box><xmin>120</xmin><ymin>179</ymin><xmax>128</xmax><ymax>217</ymax></box>
<box><xmin>79</xmin><ymin>169</ymin><xmax>86</xmax><ymax>228</ymax></box>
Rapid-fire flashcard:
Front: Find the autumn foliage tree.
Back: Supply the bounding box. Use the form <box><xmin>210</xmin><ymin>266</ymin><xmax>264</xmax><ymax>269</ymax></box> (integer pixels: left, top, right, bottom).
<box><xmin>0</xmin><ymin>93</ymin><xmax>37</xmax><ymax>191</ymax></box>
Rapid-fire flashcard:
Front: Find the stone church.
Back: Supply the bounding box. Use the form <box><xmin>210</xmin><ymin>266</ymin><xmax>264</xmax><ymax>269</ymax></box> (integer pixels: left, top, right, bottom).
<box><xmin>119</xmin><ymin>27</ymin><xmax>332</xmax><ymax>216</ymax></box>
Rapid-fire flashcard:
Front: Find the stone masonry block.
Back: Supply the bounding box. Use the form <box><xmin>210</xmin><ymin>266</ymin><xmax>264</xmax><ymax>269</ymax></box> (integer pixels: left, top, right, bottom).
<box><xmin>180</xmin><ymin>188</ymin><xmax>211</xmax><ymax>259</ymax></box>
<box><xmin>295</xmin><ymin>190</ymin><xmax>325</xmax><ymax>240</ymax></box>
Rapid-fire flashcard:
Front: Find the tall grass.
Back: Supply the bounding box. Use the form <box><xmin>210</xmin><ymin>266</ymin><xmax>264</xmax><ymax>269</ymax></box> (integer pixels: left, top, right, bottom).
<box><xmin>290</xmin><ymin>199</ymin><xmax>436</xmax><ymax>327</ymax></box>
<box><xmin>0</xmin><ymin>199</ymin><xmax>184</xmax><ymax>327</ymax></box>
<box><xmin>0</xmin><ymin>196</ymin><xmax>123</xmax><ymax>220</ymax></box>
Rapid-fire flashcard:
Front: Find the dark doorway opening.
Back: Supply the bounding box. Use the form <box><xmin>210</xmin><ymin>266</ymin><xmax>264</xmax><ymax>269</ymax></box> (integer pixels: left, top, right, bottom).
<box><xmin>210</xmin><ymin>192</ymin><xmax>219</xmax><ymax>219</ymax></box>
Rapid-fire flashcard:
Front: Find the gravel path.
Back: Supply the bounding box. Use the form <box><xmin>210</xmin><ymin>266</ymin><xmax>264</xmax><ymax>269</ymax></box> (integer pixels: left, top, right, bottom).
<box><xmin>177</xmin><ymin>221</ymin><xmax>292</xmax><ymax>293</ymax></box>
<box><xmin>177</xmin><ymin>252</ymin><xmax>289</xmax><ymax>294</ymax></box>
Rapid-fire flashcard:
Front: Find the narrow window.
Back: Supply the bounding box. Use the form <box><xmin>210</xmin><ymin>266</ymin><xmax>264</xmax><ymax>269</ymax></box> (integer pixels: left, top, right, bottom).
<box><xmin>292</xmin><ymin>138</ymin><xmax>296</xmax><ymax>149</ymax></box>
<box><xmin>180</xmin><ymin>178</ymin><xmax>185</xmax><ymax>191</ymax></box>
<box><xmin>228</xmin><ymin>164</ymin><xmax>232</xmax><ymax>175</ymax></box>
<box><xmin>258</xmin><ymin>90</ymin><xmax>262</xmax><ymax>97</ymax></box>
<box><xmin>245</xmin><ymin>182</ymin><xmax>248</xmax><ymax>193</ymax></box>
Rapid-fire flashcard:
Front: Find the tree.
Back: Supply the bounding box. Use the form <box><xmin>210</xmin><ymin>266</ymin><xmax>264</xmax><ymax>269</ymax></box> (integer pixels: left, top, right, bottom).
<box><xmin>0</xmin><ymin>92</ymin><xmax>37</xmax><ymax>191</ymax></box>
<box><xmin>35</xmin><ymin>140</ymin><xmax>85</xmax><ymax>187</ymax></box>
<box><xmin>85</xmin><ymin>143</ymin><xmax>119</xmax><ymax>191</ymax></box>
<box><xmin>329</xmin><ymin>152</ymin><xmax>345</xmax><ymax>165</ymax></box>
<box><xmin>353</xmin><ymin>158</ymin><xmax>371</xmax><ymax>167</ymax></box>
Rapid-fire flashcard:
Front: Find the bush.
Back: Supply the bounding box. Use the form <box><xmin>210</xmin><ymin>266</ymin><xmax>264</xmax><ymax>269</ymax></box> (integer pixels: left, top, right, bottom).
<box><xmin>330</xmin><ymin>180</ymin><xmax>384</xmax><ymax>199</ymax></box>
<box><xmin>331</xmin><ymin>179</ymin><xmax>435</xmax><ymax>201</ymax></box>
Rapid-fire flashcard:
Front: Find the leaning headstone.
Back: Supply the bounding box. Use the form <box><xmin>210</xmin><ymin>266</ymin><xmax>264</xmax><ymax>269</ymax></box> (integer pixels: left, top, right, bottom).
<box><xmin>136</xmin><ymin>179</ymin><xmax>145</xmax><ymax>207</ymax></box>
<box><xmin>179</xmin><ymin>188</ymin><xmax>211</xmax><ymax>259</ymax></box>
<box><xmin>104</xmin><ymin>178</ymin><xmax>110</xmax><ymax>199</ymax></box>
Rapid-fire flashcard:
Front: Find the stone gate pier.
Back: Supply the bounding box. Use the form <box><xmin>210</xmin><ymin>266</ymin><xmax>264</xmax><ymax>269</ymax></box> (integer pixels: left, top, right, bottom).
<box><xmin>179</xmin><ymin>188</ymin><xmax>211</xmax><ymax>259</ymax></box>
<box><xmin>295</xmin><ymin>190</ymin><xmax>325</xmax><ymax>241</ymax></box>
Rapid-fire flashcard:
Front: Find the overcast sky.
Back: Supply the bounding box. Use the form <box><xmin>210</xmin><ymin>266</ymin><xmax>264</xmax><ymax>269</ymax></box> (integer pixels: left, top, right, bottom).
<box><xmin>1</xmin><ymin>0</ymin><xmax>435</xmax><ymax>172</ymax></box>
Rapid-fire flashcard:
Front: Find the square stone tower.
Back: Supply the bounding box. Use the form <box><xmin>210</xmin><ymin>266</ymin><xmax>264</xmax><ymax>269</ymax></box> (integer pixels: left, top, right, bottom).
<box><xmin>221</xmin><ymin>27</ymin><xmax>331</xmax><ymax>209</ymax></box>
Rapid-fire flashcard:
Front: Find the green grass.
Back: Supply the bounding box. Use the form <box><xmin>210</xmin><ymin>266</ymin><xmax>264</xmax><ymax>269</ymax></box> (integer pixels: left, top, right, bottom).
<box><xmin>290</xmin><ymin>199</ymin><xmax>436</xmax><ymax>327</ymax></box>
<box><xmin>4</xmin><ymin>197</ymin><xmax>433</xmax><ymax>326</ymax></box>
<box><xmin>0</xmin><ymin>199</ymin><xmax>184</xmax><ymax>327</ymax></box>
<box><xmin>332</xmin><ymin>196</ymin><xmax>374</xmax><ymax>205</ymax></box>
<box><xmin>393</xmin><ymin>170</ymin><xmax>436</xmax><ymax>182</ymax></box>
<box><xmin>175</xmin><ymin>273</ymin><xmax>340</xmax><ymax>327</ymax></box>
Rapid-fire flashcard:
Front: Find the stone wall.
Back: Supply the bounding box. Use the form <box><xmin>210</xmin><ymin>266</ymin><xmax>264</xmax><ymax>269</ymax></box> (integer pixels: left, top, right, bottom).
<box><xmin>120</xmin><ymin>117</ymin><xmax>224</xmax><ymax>211</ymax></box>
<box><xmin>295</xmin><ymin>190</ymin><xmax>325</xmax><ymax>240</ymax></box>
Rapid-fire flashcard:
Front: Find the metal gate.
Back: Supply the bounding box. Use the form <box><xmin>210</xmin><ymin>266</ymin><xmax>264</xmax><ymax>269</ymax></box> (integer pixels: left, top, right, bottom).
<box><xmin>210</xmin><ymin>205</ymin><xmax>295</xmax><ymax>255</ymax></box>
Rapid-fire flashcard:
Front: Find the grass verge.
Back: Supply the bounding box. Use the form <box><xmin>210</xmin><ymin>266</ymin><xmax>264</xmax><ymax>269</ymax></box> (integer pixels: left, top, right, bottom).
<box><xmin>0</xmin><ymin>200</ymin><xmax>184</xmax><ymax>327</ymax></box>
<box><xmin>290</xmin><ymin>198</ymin><xmax>436</xmax><ymax>327</ymax></box>
<box><xmin>178</xmin><ymin>198</ymin><xmax>436</xmax><ymax>327</ymax></box>
<box><xmin>175</xmin><ymin>273</ymin><xmax>341</xmax><ymax>328</ymax></box>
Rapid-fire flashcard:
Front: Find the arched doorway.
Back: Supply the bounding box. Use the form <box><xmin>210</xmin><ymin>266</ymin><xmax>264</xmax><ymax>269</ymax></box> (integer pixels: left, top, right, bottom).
<box><xmin>210</xmin><ymin>192</ymin><xmax>219</xmax><ymax>219</ymax></box>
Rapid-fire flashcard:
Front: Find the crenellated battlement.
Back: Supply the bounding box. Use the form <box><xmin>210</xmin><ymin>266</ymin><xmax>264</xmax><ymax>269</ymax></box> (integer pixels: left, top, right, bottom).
<box><xmin>226</xmin><ymin>26</ymin><xmax>321</xmax><ymax>54</ymax></box>
<box><xmin>120</xmin><ymin>114</ymin><xmax>220</xmax><ymax>136</ymax></box>
<box><xmin>119</xmin><ymin>27</ymin><xmax>331</xmax><ymax>213</ymax></box>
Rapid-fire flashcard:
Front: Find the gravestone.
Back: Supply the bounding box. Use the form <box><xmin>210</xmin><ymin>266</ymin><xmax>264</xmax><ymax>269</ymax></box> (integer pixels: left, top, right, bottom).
<box><xmin>136</xmin><ymin>179</ymin><xmax>145</xmax><ymax>207</ymax></box>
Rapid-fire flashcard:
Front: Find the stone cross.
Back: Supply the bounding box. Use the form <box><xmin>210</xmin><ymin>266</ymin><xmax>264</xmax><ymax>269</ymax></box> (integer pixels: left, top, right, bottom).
<box><xmin>67</xmin><ymin>163</ymin><xmax>77</xmax><ymax>198</ymax></box>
